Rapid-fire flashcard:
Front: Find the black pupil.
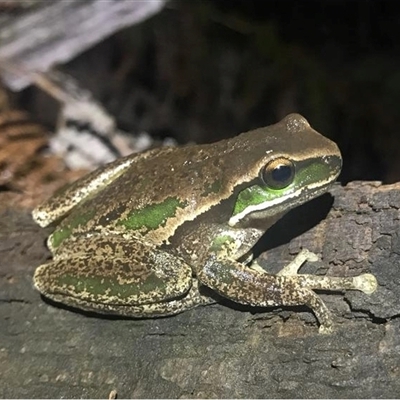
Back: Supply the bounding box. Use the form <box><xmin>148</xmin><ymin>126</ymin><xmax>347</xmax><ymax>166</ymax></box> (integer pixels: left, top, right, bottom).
<box><xmin>272</xmin><ymin>164</ymin><xmax>292</xmax><ymax>183</ymax></box>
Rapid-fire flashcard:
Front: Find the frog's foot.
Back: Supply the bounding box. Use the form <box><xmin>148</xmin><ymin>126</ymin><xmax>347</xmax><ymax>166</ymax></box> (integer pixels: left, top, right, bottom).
<box><xmin>318</xmin><ymin>324</ymin><xmax>334</xmax><ymax>335</ymax></box>
<box><xmin>353</xmin><ymin>274</ymin><xmax>378</xmax><ymax>294</ymax></box>
<box><xmin>248</xmin><ymin>249</ymin><xmax>317</xmax><ymax>275</ymax></box>
<box><xmin>295</xmin><ymin>273</ymin><xmax>378</xmax><ymax>295</ymax></box>
<box><xmin>277</xmin><ymin>249</ymin><xmax>319</xmax><ymax>276</ymax></box>
<box><xmin>277</xmin><ymin>249</ymin><xmax>378</xmax><ymax>294</ymax></box>
<box><xmin>277</xmin><ymin>272</ymin><xmax>377</xmax><ymax>333</ymax></box>
<box><xmin>289</xmin><ymin>287</ymin><xmax>334</xmax><ymax>334</ymax></box>
<box><xmin>197</xmin><ymin>253</ymin><xmax>378</xmax><ymax>333</ymax></box>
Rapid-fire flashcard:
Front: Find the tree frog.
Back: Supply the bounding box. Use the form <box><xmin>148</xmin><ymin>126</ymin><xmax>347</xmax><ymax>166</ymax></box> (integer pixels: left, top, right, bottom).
<box><xmin>32</xmin><ymin>114</ymin><xmax>377</xmax><ymax>333</ymax></box>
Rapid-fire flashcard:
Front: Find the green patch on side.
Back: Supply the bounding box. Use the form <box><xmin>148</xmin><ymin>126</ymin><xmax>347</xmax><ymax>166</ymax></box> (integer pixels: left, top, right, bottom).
<box><xmin>210</xmin><ymin>234</ymin><xmax>235</xmax><ymax>253</ymax></box>
<box><xmin>117</xmin><ymin>197</ymin><xmax>188</xmax><ymax>231</ymax></box>
<box><xmin>56</xmin><ymin>273</ymin><xmax>166</xmax><ymax>302</ymax></box>
<box><xmin>50</xmin><ymin>210</ymin><xmax>95</xmax><ymax>249</ymax></box>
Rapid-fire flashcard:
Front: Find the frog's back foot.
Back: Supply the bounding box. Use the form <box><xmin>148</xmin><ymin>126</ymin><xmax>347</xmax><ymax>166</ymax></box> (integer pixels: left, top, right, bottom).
<box><xmin>197</xmin><ymin>253</ymin><xmax>377</xmax><ymax>333</ymax></box>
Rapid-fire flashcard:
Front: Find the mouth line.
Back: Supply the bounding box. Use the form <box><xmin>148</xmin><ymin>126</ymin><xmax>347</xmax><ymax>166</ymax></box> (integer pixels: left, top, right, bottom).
<box><xmin>229</xmin><ymin>177</ymin><xmax>337</xmax><ymax>227</ymax></box>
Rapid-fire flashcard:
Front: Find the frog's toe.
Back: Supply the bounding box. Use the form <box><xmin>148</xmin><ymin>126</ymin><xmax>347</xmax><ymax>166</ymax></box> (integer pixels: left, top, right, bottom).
<box><xmin>352</xmin><ymin>273</ymin><xmax>378</xmax><ymax>294</ymax></box>
<box><xmin>277</xmin><ymin>248</ymin><xmax>319</xmax><ymax>276</ymax></box>
<box><xmin>318</xmin><ymin>324</ymin><xmax>334</xmax><ymax>334</ymax></box>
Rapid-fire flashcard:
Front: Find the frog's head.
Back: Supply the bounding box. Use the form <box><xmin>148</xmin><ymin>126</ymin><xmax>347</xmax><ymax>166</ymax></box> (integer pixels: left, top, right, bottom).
<box><xmin>228</xmin><ymin>113</ymin><xmax>342</xmax><ymax>227</ymax></box>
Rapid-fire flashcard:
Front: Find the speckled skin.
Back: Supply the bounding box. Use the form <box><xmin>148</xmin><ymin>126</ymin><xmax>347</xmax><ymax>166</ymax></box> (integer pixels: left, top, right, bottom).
<box><xmin>32</xmin><ymin>114</ymin><xmax>377</xmax><ymax>333</ymax></box>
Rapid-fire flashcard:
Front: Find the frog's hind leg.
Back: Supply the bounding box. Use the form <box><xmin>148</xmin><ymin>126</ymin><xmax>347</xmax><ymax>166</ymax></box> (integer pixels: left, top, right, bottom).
<box><xmin>33</xmin><ymin>235</ymin><xmax>214</xmax><ymax>317</ymax></box>
<box><xmin>37</xmin><ymin>277</ymin><xmax>214</xmax><ymax>318</ymax></box>
<box><xmin>197</xmin><ymin>249</ymin><xmax>378</xmax><ymax>333</ymax></box>
<box><xmin>81</xmin><ymin>279</ymin><xmax>214</xmax><ymax>317</ymax></box>
<box><xmin>281</xmin><ymin>286</ymin><xmax>334</xmax><ymax>333</ymax></box>
<box><xmin>261</xmin><ymin>249</ymin><xmax>377</xmax><ymax>332</ymax></box>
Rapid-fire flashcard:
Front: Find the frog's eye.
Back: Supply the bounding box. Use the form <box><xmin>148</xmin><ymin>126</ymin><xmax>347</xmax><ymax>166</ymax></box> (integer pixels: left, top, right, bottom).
<box><xmin>261</xmin><ymin>157</ymin><xmax>295</xmax><ymax>189</ymax></box>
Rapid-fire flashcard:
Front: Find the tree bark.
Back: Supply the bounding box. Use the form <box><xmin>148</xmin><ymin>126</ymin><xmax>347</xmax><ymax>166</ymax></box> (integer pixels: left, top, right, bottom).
<box><xmin>1</xmin><ymin>181</ymin><xmax>399</xmax><ymax>398</ymax></box>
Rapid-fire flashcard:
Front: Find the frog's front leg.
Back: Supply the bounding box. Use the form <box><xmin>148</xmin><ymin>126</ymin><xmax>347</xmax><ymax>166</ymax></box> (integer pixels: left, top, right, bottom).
<box><xmin>33</xmin><ymin>235</ymin><xmax>213</xmax><ymax>317</ymax></box>
<box><xmin>197</xmin><ymin>236</ymin><xmax>378</xmax><ymax>333</ymax></box>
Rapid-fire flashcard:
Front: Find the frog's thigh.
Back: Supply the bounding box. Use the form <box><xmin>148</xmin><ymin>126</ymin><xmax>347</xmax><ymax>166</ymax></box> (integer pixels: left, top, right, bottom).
<box><xmin>42</xmin><ymin>278</ymin><xmax>213</xmax><ymax>317</ymax></box>
<box><xmin>34</xmin><ymin>236</ymin><xmax>197</xmax><ymax>316</ymax></box>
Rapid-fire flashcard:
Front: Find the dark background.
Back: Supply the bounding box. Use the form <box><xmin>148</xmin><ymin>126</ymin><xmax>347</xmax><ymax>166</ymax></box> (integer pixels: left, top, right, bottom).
<box><xmin>16</xmin><ymin>0</ymin><xmax>400</xmax><ymax>184</ymax></box>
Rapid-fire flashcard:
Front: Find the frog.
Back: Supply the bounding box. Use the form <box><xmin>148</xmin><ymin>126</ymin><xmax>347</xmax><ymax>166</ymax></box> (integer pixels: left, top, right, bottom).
<box><xmin>32</xmin><ymin>113</ymin><xmax>377</xmax><ymax>333</ymax></box>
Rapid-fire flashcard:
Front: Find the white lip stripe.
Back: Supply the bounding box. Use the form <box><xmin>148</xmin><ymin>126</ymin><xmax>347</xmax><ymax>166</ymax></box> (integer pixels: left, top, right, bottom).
<box><xmin>228</xmin><ymin>176</ymin><xmax>335</xmax><ymax>226</ymax></box>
